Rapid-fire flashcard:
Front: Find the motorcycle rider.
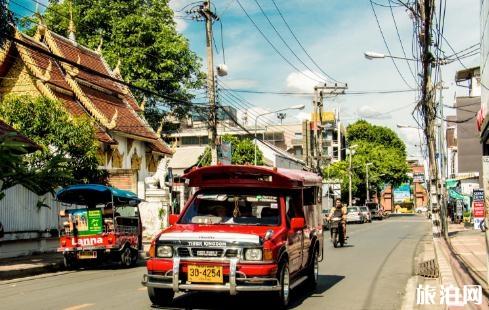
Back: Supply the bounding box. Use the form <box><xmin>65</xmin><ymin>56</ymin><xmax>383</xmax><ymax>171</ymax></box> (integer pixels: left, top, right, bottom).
<box><xmin>327</xmin><ymin>198</ymin><xmax>347</xmax><ymax>240</ymax></box>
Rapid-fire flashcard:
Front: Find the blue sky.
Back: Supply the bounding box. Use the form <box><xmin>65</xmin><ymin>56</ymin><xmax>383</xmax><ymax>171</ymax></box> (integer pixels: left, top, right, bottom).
<box><xmin>9</xmin><ymin>0</ymin><xmax>481</xmax><ymax>158</ymax></box>
<box><xmin>171</xmin><ymin>0</ymin><xmax>480</xmax><ymax>159</ymax></box>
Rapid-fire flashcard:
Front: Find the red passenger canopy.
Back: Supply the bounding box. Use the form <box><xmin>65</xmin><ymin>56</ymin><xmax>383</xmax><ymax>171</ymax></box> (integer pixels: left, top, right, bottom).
<box><xmin>182</xmin><ymin>165</ymin><xmax>322</xmax><ymax>189</ymax></box>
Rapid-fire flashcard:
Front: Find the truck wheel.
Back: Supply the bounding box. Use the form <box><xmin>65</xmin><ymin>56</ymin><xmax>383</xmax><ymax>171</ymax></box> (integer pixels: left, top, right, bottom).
<box><xmin>147</xmin><ymin>287</ymin><xmax>174</xmax><ymax>306</ymax></box>
<box><xmin>306</xmin><ymin>248</ymin><xmax>319</xmax><ymax>288</ymax></box>
<box><xmin>273</xmin><ymin>261</ymin><xmax>290</xmax><ymax>309</ymax></box>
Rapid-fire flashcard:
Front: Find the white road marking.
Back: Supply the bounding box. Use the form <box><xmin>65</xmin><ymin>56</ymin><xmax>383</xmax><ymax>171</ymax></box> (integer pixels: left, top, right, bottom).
<box><xmin>63</xmin><ymin>303</ymin><xmax>94</xmax><ymax>310</ymax></box>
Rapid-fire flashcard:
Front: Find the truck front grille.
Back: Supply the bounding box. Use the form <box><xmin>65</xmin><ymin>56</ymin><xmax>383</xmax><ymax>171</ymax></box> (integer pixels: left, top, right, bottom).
<box><xmin>177</xmin><ymin>247</ymin><xmax>190</xmax><ymax>257</ymax></box>
<box><xmin>191</xmin><ymin>248</ymin><xmax>224</xmax><ymax>257</ymax></box>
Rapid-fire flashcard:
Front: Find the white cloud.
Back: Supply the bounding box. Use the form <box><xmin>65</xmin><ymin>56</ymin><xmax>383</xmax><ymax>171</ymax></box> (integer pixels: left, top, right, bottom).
<box><xmin>286</xmin><ymin>70</ymin><xmax>325</xmax><ymax>92</ymax></box>
<box><xmin>175</xmin><ymin>19</ymin><xmax>188</xmax><ymax>33</ymax></box>
<box><xmin>296</xmin><ymin>111</ymin><xmax>310</xmax><ymax>121</ymax></box>
<box><xmin>222</xmin><ymin>79</ymin><xmax>258</xmax><ymax>89</ymax></box>
<box><xmin>357</xmin><ymin>105</ymin><xmax>391</xmax><ymax>119</ymax></box>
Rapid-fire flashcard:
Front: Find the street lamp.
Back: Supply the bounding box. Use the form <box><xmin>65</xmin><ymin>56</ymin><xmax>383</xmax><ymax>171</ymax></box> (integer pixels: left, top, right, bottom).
<box><xmin>366</xmin><ymin>162</ymin><xmax>373</xmax><ymax>202</ymax></box>
<box><xmin>348</xmin><ymin>144</ymin><xmax>358</xmax><ymax>206</ymax></box>
<box><xmin>254</xmin><ymin>104</ymin><xmax>305</xmax><ymax>165</ymax></box>
<box><xmin>365</xmin><ymin>51</ymin><xmax>450</xmax><ymax>65</ymax></box>
<box><xmin>364</xmin><ymin>51</ymin><xmax>417</xmax><ymax>61</ymax></box>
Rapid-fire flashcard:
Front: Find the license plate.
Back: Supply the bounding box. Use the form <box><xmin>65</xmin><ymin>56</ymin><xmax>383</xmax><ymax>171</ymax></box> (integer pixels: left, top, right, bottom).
<box><xmin>78</xmin><ymin>251</ymin><xmax>97</xmax><ymax>259</ymax></box>
<box><xmin>187</xmin><ymin>265</ymin><xmax>223</xmax><ymax>283</ymax></box>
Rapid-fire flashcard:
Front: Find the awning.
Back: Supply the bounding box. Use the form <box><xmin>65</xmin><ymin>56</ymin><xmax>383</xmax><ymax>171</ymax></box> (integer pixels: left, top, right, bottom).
<box><xmin>445</xmin><ymin>179</ymin><xmax>459</xmax><ymax>189</ymax></box>
<box><xmin>56</xmin><ymin>184</ymin><xmax>140</xmax><ymax>206</ymax></box>
<box><xmin>448</xmin><ymin>188</ymin><xmax>466</xmax><ymax>201</ymax></box>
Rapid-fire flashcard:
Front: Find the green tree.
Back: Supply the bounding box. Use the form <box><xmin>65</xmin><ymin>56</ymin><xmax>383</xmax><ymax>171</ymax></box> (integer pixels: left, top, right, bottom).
<box><xmin>0</xmin><ymin>0</ymin><xmax>13</xmax><ymax>46</ymax></box>
<box><xmin>0</xmin><ymin>95</ymin><xmax>107</xmax><ymax>194</ymax></box>
<box><xmin>29</xmin><ymin>0</ymin><xmax>204</xmax><ymax>130</ymax></box>
<box><xmin>0</xmin><ymin>133</ymin><xmax>31</xmax><ymax>200</ymax></box>
<box><xmin>347</xmin><ymin>119</ymin><xmax>407</xmax><ymax>156</ymax></box>
<box><xmin>325</xmin><ymin>120</ymin><xmax>409</xmax><ymax>203</ymax></box>
<box><xmin>197</xmin><ymin>135</ymin><xmax>264</xmax><ymax>166</ymax></box>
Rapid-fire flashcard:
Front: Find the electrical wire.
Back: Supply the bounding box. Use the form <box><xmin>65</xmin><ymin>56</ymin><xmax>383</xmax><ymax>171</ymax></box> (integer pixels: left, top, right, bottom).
<box><xmin>235</xmin><ymin>0</ymin><xmax>324</xmax><ymax>84</ymax></box>
<box><xmin>254</xmin><ymin>0</ymin><xmax>330</xmax><ymax>82</ymax></box>
<box><xmin>387</xmin><ymin>0</ymin><xmax>418</xmax><ymax>84</ymax></box>
<box><xmin>369</xmin><ymin>0</ymin><xmax>416</xmax><ymax>90</ymax></box>
<box><xmin>270</xmin><ymin>0</ymin><xmax>341</xmax><ymax>83</ymax></box>
<box><xmin>218</xmin><ymin>87</ymin><xmax>418</xmax><ymax>96</ymax></box>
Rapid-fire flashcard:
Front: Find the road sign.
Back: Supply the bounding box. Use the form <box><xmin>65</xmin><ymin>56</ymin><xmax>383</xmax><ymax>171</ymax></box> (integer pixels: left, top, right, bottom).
<box><xmin>413</xmin><ymin>173</ymin><xmax>425</xmax><ymax>183</ymax></box>
<box><xmin>219</xmin><ymin>141</ymin><xmax>232</xmax><ymax>165</ymax></box>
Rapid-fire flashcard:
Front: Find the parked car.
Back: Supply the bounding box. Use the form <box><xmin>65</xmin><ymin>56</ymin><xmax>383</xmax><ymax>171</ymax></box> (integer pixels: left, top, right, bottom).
<box><xmin>359</xmin><ymin>206</ymin><xmax>371</xmax><ymax>223</ymax></box>
<box><xmin>346</xmin><ymin>206</ymin><xmax>365</xmax><ymax>223</ymax></box>
<box><xmin>415</xmin><ymin>206</ymin><xmax>428</xmax><ymax>213</ymax></box>
<box><xmin>322</xmin><ymin>208</ymin><xmax>331</xmax><ymax>229</ymax></box>
<box><xmin>142</xmin><ymin>165</ymin><xmax>324</xmax><ymax>308</ymax></box>
<box><xmin>366</xmin><ymin>202</ymin><xmax>383</xmax><ymax>220</ymax></box>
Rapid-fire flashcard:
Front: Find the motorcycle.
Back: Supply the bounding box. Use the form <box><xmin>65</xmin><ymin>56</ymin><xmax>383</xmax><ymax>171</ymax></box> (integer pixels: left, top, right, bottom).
<box><xmin>480</xmin><ymin>219</ymin><xmax>487</xmax><ymax>232</ymax></box>
<box><xmin>330</xmin><ymin>217</ymin><xmax>345</xmax><ymax>248</ymax></box>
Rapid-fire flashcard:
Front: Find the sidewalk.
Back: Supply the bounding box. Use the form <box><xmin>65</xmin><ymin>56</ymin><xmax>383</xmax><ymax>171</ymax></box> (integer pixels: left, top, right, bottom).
<box><xmin>431</xmin><ymin>222</ymin><xmax>489</xmax><ymax>309</ymax></box>
<box><xmin>0</xmin><ymin>242</ymin><xmax>151</xmax><ymax>281</ymax></box>
<box><xmin>448</xmin><ymin>223</ymin><xmax>488</xmax><ymax>290</ymax></box>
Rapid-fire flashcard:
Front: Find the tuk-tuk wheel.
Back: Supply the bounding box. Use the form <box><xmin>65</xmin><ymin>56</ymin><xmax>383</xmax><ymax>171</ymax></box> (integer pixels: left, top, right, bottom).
<box><xmin>148</xmin><ymin>287</ymin><xmax>174</xmax><ymax>306</ymax></box>
<box><xmin>120</xmin><ymin>246</ymin><xmax>137</xmax><ymax>268</ymax></box>
<box><xmin>63</xmin><ymin>254</ymin><xmax>78</xmax><ymax>269</ymax></box>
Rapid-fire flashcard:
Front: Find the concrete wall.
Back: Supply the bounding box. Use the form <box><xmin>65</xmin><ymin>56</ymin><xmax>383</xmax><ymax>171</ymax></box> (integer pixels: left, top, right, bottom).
<box><xmin>456</xmin><ymin>97</ymin><xmax>482</xmax><ymax>176</ymax></box>
<box><xmin>0</xmin><ymin>184</ymin><xmax>60</xmax><ymax>258</ymax></box>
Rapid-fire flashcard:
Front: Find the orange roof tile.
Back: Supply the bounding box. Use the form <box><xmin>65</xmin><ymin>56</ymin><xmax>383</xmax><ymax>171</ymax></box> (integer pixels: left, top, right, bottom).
<box><xmin>47</xmin><ymin>32</ymin><xmax>125</xmax><ymax>95</ymax></box>
<box><xmin>15</xmin><ymin>33</ymin><xmax>71</xmax><ymax>91</ymax></box>
<box><xmin>54</xmin><ymin>90</ymin><xmax>116</xmax><ymax>144</ymax></box>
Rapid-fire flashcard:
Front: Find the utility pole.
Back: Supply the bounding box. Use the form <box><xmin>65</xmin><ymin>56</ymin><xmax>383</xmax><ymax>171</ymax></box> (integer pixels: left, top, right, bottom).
<box><xmin>349</xmin><ymin>148</ymin><xmax>353</xmax><ymax>207</ymax></box>
<box><xmin>312</xmin><ymin>84</ymin><xmax>347</xmax><ymax>176</ymax></box>
<box><xmin>199</xmin><ymin>1</ymin><xmax>219</xmax><ymax>165</ymax></box>
<box><xmin>366</xmin><ymin>163</ymin><xmax>373</xmax><ymax>202</ymax></box>
<box><xmin>418</xmin><ymin>0</ymin><xmax>442</xmax><ymax>237</ymax></box>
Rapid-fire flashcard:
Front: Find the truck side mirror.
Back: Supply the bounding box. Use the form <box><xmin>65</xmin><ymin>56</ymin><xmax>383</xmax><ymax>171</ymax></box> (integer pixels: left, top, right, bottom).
<box><xmin>290</xmin><ymin>217</ymin><xmax>305</xmax><ymax>231</ymax></box>
<box><xmin>169</xmin><ymin>214</ymin><xmax>178</xmax><ymax>226</ymax></box>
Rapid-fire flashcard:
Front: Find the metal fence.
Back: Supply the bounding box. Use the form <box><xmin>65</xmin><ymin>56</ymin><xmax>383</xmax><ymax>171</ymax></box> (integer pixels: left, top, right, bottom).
<box><xmin>0</xmin><ymin>185</ymin><xmax>58</xmax><ymax>235</ymax></box>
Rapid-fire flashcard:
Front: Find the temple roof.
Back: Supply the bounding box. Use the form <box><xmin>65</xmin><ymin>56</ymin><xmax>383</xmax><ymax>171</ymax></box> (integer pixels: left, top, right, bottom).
<box><xmin>0</xmin><ymin>28</ymin><xmax>171</xmax><ymax>155</ymax></box>
<box><xmin>0</xmin><ymin>119</ymin><xmax>40</xmax><ymax>152</ymax></box>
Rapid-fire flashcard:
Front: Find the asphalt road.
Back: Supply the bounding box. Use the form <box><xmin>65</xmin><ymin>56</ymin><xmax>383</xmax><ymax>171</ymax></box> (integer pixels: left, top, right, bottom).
<box><xmin>0</xmin><ymin>215</ymin><xmax>431</xmax><ymax>310</ymax></box>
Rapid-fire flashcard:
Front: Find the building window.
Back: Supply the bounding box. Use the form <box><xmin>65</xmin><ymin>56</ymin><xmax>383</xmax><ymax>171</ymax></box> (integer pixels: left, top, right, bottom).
<box><xmin>181</xmin><ymin>136</ymin><xmax>200</xmax><ymax>145</ymax></box>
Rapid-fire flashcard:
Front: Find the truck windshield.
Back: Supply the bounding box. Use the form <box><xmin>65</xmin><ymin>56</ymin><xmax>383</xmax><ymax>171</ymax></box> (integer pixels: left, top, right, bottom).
<box><xmin>179</xmin><ymin>192</ymin><xmax>281</xmax><ymax>226</ymax></box>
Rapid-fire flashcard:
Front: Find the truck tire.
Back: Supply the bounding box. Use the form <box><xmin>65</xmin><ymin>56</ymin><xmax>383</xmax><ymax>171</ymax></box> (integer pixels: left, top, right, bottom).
<box><xmin>147</xmin><ymin>287</ymin><xmax>174</xmax><ymax>306</ymax></box>
<box><xmin>272</xmin><ymin>261</ymin><xmax>291</xmax><ymax>309</ymax></box>
<box><xmin>306</xmin><ymin>248</ymin><xmax>319</xmax><ymax>288</ymax></box>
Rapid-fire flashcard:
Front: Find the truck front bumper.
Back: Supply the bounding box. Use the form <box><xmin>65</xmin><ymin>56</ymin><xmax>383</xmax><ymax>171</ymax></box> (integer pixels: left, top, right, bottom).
<box><xmin>141</xmin><ymin>257</ymin><xmax>280</xmax><ymax>295</ymax></box>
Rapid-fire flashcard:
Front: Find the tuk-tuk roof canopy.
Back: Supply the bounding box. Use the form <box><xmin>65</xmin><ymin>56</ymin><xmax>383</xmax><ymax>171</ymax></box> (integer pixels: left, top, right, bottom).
<box><xmin>183</xmin><ymin>165</ymin><xmax>322</xmax><ymax>189</ymax></box>
<box><xmin>56</xmin><ymin>184</ymin><xmax>140</xmax><ymax>206</ymax></box>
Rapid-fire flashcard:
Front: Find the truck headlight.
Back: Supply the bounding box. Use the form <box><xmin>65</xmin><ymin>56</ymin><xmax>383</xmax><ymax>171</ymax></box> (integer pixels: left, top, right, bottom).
<box><xmin>157</xmin><ymin>245</ymin><xmax>173</xmax><ymax>258</ymax></box>
<box><xmin>245</xmin><ymin>248</ymin><xmax>262</xmax><ymax>261</ymax></box>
